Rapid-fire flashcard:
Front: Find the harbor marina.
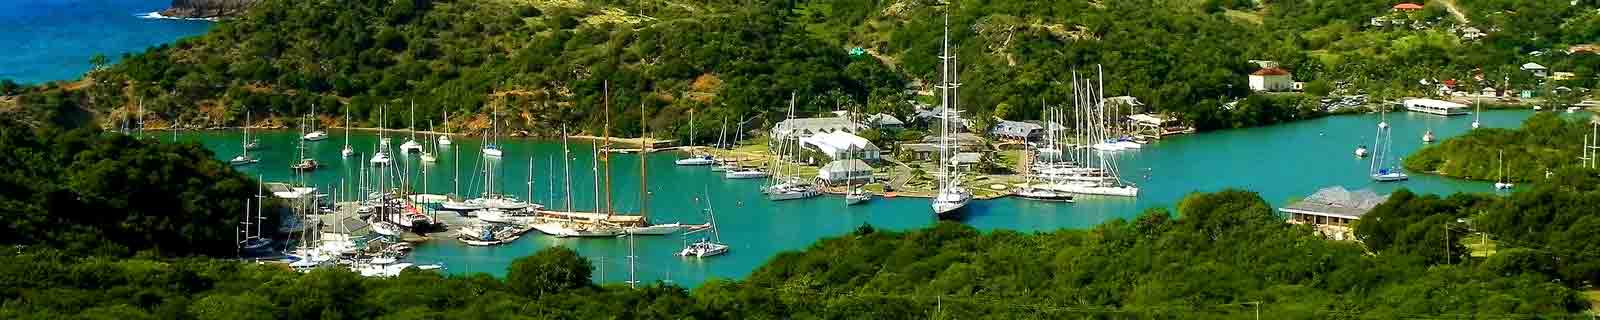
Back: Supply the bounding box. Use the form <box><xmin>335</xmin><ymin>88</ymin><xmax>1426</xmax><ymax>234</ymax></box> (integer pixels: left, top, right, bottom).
<box><xmin>192</xmin><ymin>109</ymin><xmax>1575</xmax><ymax>286</ymax></box>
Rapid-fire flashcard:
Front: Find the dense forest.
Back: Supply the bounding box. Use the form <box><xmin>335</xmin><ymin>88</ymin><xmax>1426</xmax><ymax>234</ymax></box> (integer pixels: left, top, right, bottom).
<box><xmin>0</xmin><ymin>119</ymin><xmax>270</xmax><ymax>257</ymax></box>
<box><xmin>3</xmin><ymin>184</ymin><xmax>1596</xmax><ymax>318</ymax></box>
<box><xmin>1405</xmin><ymin>112</ymin><xmax>1597</xmax><ymax>181</ymax></box>
<box><xmin>3</xmin><ymin>0</ymin><xmax>1595</xmax><ymax>140</ymax></box>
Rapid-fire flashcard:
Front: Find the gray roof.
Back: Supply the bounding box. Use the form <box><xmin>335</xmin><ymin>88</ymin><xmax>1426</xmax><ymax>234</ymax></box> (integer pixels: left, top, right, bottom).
<box><xmin>771</xmin><ymin>117</ymin><xmax>866</xmax><ymax>139</ymax></box>
<box><xmin>991</xmin><ymin>120</ymin><xmax>1043</xmax><ymax>137</ymax></box>
<box><xmin>900</xmin><ymin>143</ymin><xmax>945</xmax><ymax>153</ymax></box>
<box><xmin>921</xmin><ymin>132</ymin><xmax>986</xmax><ymax>145</ymax></box>
<box><xmin>867</xmin><ymin>113</ymin><xmax>905</xmax><ymax>126</ymax></box>
<box><xmin>1280</xmin><ymin>186</ymin><xmax>1390</xmax><ymax>219</ymax></box>
<box><xmin>950</xmin><ymin>152</ymin><xmax>983</xmax><ymax>165</ymax></box>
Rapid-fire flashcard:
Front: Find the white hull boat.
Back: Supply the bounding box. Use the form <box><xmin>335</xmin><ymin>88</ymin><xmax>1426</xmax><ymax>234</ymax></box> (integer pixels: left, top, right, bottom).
<box><xmin>437</xmin><ymin>135</ymin><xmax>452</xmax><ymax>146</ymax></box>
<box><xmin>678</xmin><ymin>239</ymin><xmax>730</xmax><ymax>258</ymax></box>
<box><xmin>342</xmin><ymin>145</ymin><xmax>355</xmax><ymax>158</ymax></box>
<box><xmin>676</xmin><ymin>156</ymin><xmax>716</xmax><ymax>166</ymax></box>
<box><xmin>1372</xmin><ymin>172</ymin><xmax>1409</xmax><ymax>182</ymax></box>
<box><xmin>1015</xmin><ymin>187</ymin><xmax>1075</xmax><ymax>202</ymax></box>
<box><xmin>303</xmin><ymin>131</ymin><xmax>329</xmax><ymax>141</ymax></box>
<box><xmin>1048</xmin><ymin>182</ymin><xmax>1139</xmax><ymax>197</ymax></box>
<box><xmin>230</xmin><ymin>155</ymin><xmax>258</xmax><ymax>166</ymax></box>
<box><xmin>931</xmin><ymin>188</ymin><xmax>971</xmax><ymax>220</ymax></box>
<box><xmin>369</xmin><ymin>152</ymin><xmax>391</xmax><ymax>165</ymax></box>
<box><xmin>401</xmin><ymin>139</ymin><xmax>423</xmax><ymax>153</ymax></box>
<box><xmin>625</xmin><ymin>223</ymin><xmax>688</xmax><ymax>235</ymax></box>
<box><xmin>482</xmin><ymin>146</ymin><xmax>503</xmax><ymax>158</ymax></box>
<box><xmin>726</xmin><ymin>168</ymin><xmax>772</xmax><ymax>179</ymax></box>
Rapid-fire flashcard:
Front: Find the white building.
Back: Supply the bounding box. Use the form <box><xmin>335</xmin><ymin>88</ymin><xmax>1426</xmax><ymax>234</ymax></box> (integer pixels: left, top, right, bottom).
<box><xmin>1248</xmin><ymin>67</ymin><xmax>1294</xmax><ymax>91</ymax></box>
<box><xmin>817</xmin><ymin>159</ymin><xmax>873</xmax><ymax>185</ymax></box>
<box><xmin>1402</xmin><ymin>98</ymin><xmax>1469</xmax><ymax>116</ymax></box>
<box><xmin>800</xmin><ymin>131</ymin><xmax>881</xmax><ymax>161</ymax></box>
<box><xmin>771</xmin><ymin>117</ymin><xmax>867</xmax><ymax>141</ymax></box>
<box><xmin>1521</xmin><ymin>62</ymin><xmax>1548</xmax><ymax>77</ymax></box>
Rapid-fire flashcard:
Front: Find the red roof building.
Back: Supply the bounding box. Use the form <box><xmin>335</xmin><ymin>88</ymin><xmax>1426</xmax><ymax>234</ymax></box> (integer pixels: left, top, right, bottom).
<box><xmin>1392</xmin><ymin>3</ymin><xmax>1423</xmax><ymax>11</ymax></box>
<box><xmin>1250</xmin><ymin>68</ymin><xmax>1291</xmax><ymax>76</ymax></box>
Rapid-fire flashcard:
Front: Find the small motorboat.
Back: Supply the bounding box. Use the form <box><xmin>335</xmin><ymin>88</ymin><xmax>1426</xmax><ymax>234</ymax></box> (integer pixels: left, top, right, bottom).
<box><xmin>675</xmin><ymin>154</ymin><xmax>716</xmax><ymax>166</ymax></box>
<box><xmin>481</xmin><ymin>145</ymin><xmax>503</xmax><ymax>158</ymax></box>
<box><xmin>292</xmin><ymin>158</ymin><xmax>320</xmax><ymax>171</ymax></box>
<box><xmin>1494</xmin><ymin>182</ymin><xmax>1514</xmax><ymax>190</ymax></box>
<box><xmin>303</xmin><ymin>131</ymin><xmax>329</xmax><ymax>141</ymax></box>
<box><xmin>1354</xmin><ymin>145</ymin><xmax>1369</xmax><ymax>158</ymax></box>
<box><xmin>1422</xmin><ymin>130</ymin><xmax>1435</xmax><ymax>143</ymax></box>
<box><xmin>725</xmin><ymin>168</ymin><xmax>772</xmax><ymax>179</ymax></box>
<box><xmin>230</xmin><ymin>155</ymin><xmax>258</xmax><ymax>166</ymax></box>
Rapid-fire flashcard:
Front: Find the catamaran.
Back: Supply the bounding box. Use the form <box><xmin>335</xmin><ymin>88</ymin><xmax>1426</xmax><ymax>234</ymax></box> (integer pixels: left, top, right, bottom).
<box><xmin>231</xmin><ymin>111</ymin><xmax>260</xmax><ymax>166</ymax></box>
<box><xmin>930</xmin><ymin>10</ymin><xmax>971</xmax><ymax>218</ymax></box>
<box><xmin>1370</xmin><ymin>108</ymin><xmax>1408</xmax><ymax>182</ymax></box>
<box><xmin>302</xmin><ymin>104</ymin><xmax>329</xmax><ymax>141</ymax></box>
<box><xmin>676</xmin><ymin>110</ymin><xmax>716</xmax><ymax>166</ymax></box>
<box><xmin>677</xmin><ymin>193</ymin><xmax>728</xmax><ymax>258</ymax></box>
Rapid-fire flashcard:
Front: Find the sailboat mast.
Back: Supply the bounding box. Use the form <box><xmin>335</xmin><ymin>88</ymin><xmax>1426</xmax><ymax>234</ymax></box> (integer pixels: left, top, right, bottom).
<box><xmin>603</xmin><ymin>81</ymin><xmax>613</xmax><ymax>216</ymax></box>
<box><xmin>936</xmin><ymin>9</ymin><xmax>952</xmax><ymax>190</ymax></box>
<box><xmin>563</xmin><ymin>125</ymin><xmax>574</xmax><ymax>214</ymax></box>
<box><xmin>639</xmin><ymin>99</ymin><xmax>649</xmax><ymax>221</ymax></box>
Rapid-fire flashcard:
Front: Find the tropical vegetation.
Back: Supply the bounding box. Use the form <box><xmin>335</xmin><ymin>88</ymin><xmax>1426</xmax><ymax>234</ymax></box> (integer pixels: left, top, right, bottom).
<box><xmin>1405</xmin><ymin>112</ymin><xmax>1596</xmax><ymax>182</ymax></box>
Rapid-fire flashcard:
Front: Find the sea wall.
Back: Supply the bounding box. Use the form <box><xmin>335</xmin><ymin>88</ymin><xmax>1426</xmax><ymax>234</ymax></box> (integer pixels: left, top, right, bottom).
<box><xmin>160</xmin><ymin>0</ymin><xmax>259</xmax><ymax>19</ymax></box>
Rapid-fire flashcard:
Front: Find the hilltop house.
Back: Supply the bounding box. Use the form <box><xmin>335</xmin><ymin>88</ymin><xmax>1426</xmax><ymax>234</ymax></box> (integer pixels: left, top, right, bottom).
<box><xmin>1249</xmin><ymin>67</ymin><xmax>1295</xmax><ymax>91</ymax></box>
<box><xmin>1280</xmin><ymin>186</ymin><xmax>1391</xmax><ymax>240</ymax></box>
<box><xmin>1522</xmin><ymin>62</ymin><xmax>1549</xmax><ymax>78</ymax></box>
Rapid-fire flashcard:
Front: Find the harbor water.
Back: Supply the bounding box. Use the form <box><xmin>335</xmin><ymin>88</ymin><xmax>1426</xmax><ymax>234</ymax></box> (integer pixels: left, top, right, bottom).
<box><xmin>178</xmin><ymin>110</ymin><xmax>1563</xmax><ymax>287</ymax></box>
<box><xmin>0</xmin><ymin>0</ymin><xmax>210</xmax><ymax>84</ymax></box>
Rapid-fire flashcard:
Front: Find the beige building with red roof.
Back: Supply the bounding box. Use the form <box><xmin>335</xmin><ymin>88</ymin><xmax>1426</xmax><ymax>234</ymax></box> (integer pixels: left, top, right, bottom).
<box><xmin>1248</xmin><ymin>67</ymin><xmax>1294</xmax><ymax>92</ymax></box>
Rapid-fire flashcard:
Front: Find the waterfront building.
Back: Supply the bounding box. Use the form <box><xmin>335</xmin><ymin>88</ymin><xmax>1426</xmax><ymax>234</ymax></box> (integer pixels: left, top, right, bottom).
<box><xmin>817</xmin><ymin>159</ymin><xmax>874</xmax><ymax>185</ymax></box>
<box><xmin>990</xmin><ymin>120</ymin><xmax>1044</xmax><ymax>141</ymax></box>
<box><xmin>770</xmin><ymin>117</ymin><xmax>867</xmax><ymax>141</ymax></box>
<box><xmin>1280</xmin><ymin>186</ymin><xmax>1391</xmax><ymax>240</ymax></box>
<box><xmin>799</xmin><ymin>131</ymin><xmax>882</xmax><ymax>161</ymax></box>
<box><xmin>1402</xmin><ymin>98</ymin><xmax>1469</xmax><ymax>116</ymax></box>
<box><xmin>1248</xmin><ymin>67</ymin><xmax>1294</xmax><ymax>92</ymax></box>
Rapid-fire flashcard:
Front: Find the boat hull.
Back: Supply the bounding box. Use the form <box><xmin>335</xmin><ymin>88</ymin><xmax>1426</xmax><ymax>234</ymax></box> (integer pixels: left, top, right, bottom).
<box><xmin>675</xmin><ymin>158</ymin><xmax>716</xmax><ymax>166</ymax></box>
<box><xmin>767</xmin><ymin>189</ymin><xmax>821</xmax><ymax>201</ymax></box>
<box><xmin>1372</xmin><ymin>173</ymin><xmax>1409</xmax><ymax>182</ymax></box>
<box><xmin>932</xmin><ymin>200</ymin><xmax>968</xmax><ymax>220</ymax></box>
<box><xmin>1047</xmin><ymin>183</ymin><xmax>1139</xmax><ymax>197</ymax></box>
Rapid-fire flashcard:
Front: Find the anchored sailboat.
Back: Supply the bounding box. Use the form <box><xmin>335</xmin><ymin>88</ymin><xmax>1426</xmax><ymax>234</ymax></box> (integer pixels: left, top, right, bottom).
<box><xmin>341</xmin><ymin>106</ymin><xmax>355</xmax><ymax>158</ymax></box>
<box><xmin>676</xmin><ymin>109</ymin><xmax>716</xmax><ymax>166</ymax></box>
<box><xmin>1370</xmin><ymin>108</ymin><xmax>1408</xmax><ymax>182</ymax></box>
<box><xmin>231</xmin><ymin>111</ymin><xmax>260</xmax><ymax>166</ymax></box>
<box><xmin>930</xmin><ymin>10</ymin><xmax>972</xmax><ymax>218</ymax></box>
<box><xmin>438</xmin><ymin>111</ymin><xmax>453</xmax><ymax>146</ymax></box>
<box><xmin>677</xmin><ymin>190</ymin><xmax>728</xmax><ymax>258</ymax></box>
<box><xmin>764</xmin><ymin>92</ymin><xmax>821</xmax><ymax>200</ymax></box>
<box><xmin>401</xmin><ymin>102</ymin><xmax>424</xmax><ymax>154</ymax></box>
<box><xmin>482</xmin><ymin>102</ymin><xmax>504</xmax><ymax>158</ymax></box>
<box><xmin>303</xmin><ymin>104</ymin><xmax>329</xmax><ymax>141</ymax></box>
<box><xmin>1494</xmin><ymin>150</ymin><xmax>1514</xmax><ymax>190</ymax></box>
<box><xmin>370</xmin><ymin>105</ymin><xmax>393</xmax><ymax>166</ymax></box>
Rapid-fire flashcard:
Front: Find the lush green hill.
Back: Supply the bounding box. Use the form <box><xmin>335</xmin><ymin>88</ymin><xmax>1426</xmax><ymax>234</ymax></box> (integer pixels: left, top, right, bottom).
<box><xmin>5</xmin><ymin>0</ymin><xmax>1597</xmax><ymax>140</ymax></box>
<box><xmin>2</xmin><ymin>189</ymin><xmax>1590</xmax><ymax>318</ymax></box>
<box><xmin>1405</xmin><ymin>113</ymin><xmax>1596</xmax><ymax>182</ymax></box>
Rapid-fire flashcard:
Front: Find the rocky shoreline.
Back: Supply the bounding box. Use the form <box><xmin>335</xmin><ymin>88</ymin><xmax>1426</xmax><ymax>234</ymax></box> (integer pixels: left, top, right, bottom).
<box><xmin>159</xmin><ymin>0</ymin><xmax>258</xmax><ymax>19</ymax></box>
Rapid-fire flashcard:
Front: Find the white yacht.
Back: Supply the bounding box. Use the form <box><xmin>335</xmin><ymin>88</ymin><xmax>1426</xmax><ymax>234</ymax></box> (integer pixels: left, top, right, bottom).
<box><xmin>725</xmin><ymin>168</ymin><xmax>771</xmax><ymax>179</ymax></box>
<box><xmin>438</xmin><ymin>111</ymin><xmax>453</xmax><ymax>146</ymax></box>
<box><xmin>1369</xmin><ymin>114</ymin><xmax>1409</xmax><ymax>182</ymax></box>
<box><xmin>302</xmin><ymin>104</ymin><xmax>328</xmax><ymax>141</ymax></box>
<box><xmin>676</xmin><ymin>155</ymin><xmax>716</xmax><ymax>166</ymax></box>
<box><xmin>929</xmin><ymin>12</ymin><xmax>971</xmax><ymax>219</ymax></box>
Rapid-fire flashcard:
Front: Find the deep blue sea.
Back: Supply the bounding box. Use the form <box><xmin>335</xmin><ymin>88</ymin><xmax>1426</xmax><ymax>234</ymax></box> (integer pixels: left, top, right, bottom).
<box><xmin>0</xmin><ymin>0</ymin><xmax>210</xmax><ymax>84</ymax></box>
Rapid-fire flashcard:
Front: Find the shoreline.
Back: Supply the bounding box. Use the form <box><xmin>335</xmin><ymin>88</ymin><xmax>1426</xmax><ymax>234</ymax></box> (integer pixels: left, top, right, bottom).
<box><xmin>136</xmin><ymin>11</ymin><xmax>221</xmax><ymax>22</ymax></box>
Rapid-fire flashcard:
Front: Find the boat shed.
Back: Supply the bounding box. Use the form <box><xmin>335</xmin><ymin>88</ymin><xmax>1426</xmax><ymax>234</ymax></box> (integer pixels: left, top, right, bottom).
<box><xmin>1402</xmin><ymin>98</ymin><xmax>1468</xmax><ymax>116</ymax></box>
<box><xmin>799</xmin><ymin>131</ymin><xmax>882</xmax><ymax>161</ymax></box>
<box><xmin>990</xmin><ymin>120</ymin><xmax>1044</xmax><ymax>141</ymax></box>
<box><xmin>817</xmin><ymin>159</ymin><xmax>874</xmax><ymax>185</ymax></box>
<box><xmin>1280</xmin><ymin>186</ymin><xmax>1390</xmax><ymax>240</ymax></box>
<box><xmin>771</xmin><ymin>117</ymin><xmax>867</xmax><ymax>141</ymax></box>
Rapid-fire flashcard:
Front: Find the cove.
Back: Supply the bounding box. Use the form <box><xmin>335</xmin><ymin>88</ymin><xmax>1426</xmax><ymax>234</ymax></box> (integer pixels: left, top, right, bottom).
<box><xmin>176</xmin><ymin>110</ymin><xmax>1556</xmax><ymax>287</ymax></box>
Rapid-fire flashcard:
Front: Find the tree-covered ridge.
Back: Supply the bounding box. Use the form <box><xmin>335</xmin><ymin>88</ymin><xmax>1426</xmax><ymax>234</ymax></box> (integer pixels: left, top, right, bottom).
<box><xmin>736</xmin><ymin>190</ymin><xmax>1586</xmax><ymax>318</ymax></box>
<box><xmin>12</xmin><ymin>0</ymin><xmax>1593</xmax><ymax>139</ymax></box>
<box><xmin>1</xmin><ymin>190</ymin><xmax>1589</xmax><ymax>319</ymax></box>
<box><xmin>1404</xmin><ymin>113</ymin><xmax>1596</xmax><ymax>182</ymax></box>
<box><xmin>0</xmin><ymin>120</ymin><xmax>269</xmax><ymax>257</ymax></box>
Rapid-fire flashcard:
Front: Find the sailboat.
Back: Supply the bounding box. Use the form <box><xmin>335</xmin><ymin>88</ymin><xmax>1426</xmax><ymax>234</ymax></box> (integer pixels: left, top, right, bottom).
<box><xmin>230</xmin><ymin>111</ymin><xmax>260</xmax><ymax>166</ymax></box>
<box><xmin>676</xmin><ymin>110</ymin><xmax>716</xmax><ymax>166</ymax></box>
<box><xmin>1471</xmin><ymin>99</ymin><xmax>1482</xmax><ymax>129</ymax></box>
<box><xmin>369</xmin><ymin>105</ymin><xmax>393</xmax><ymax>166</ymax></box>
<box><xmin>1048</xmin><ymin>67</ymin><xmax>1140</xmax><ymax>197</ymax></box>
<box><xmin>763</xmin><ymin>93</ymin><xmax>821</xmax><ymax>200</ymax></box>
<box><xmin>482</xmin><ymin>106</ymin><xmax>503</xmax><ymax>158</ymax></box>
<box><xmin>400</xmin><ymin>102</ymin><xmax>424</xmax><ymax>153</ymax></box>
<box><xmin>438</xmin><ymin>111</ymin><xmax>453</xmax><ymax>146</ymax></box>
<box><xmin>292</xmin><ymin>115</ymin><xmax>320</xmax><ymax>172</ymax></box>
<box><xmin>420</xmin><ymin>120</ymin><xmax>437</xmax><ymax>163</ymax></box>
<box><xmin>239</xmin><ymin>178</ymin><xmax>272</xmax><ymax>253</ymax></box>
<box><xmin>302</xmin><ymin>104</ymin><xmax>329</xmax><ymax>141</ymax></box>
<box><xmin>625</xmin><ymin>92</ymin><xmax>688</xmax><ymax>235</ymax></box>
<box><xmin>1494</xmin><ymin>150</ymin><xmax>1514</xmax><ymax>190</ymax></box>
<box><xmin>711</xmin><ymin>118</ymin><xmax>732</xmax><ymax>172</ymax></box>
<box><xmin>341</xmin><ymin>107</ymin><xmax>355</xmax><ymax>158</ymax></box>
<box><xmin>930</xmin><ymin>10</ymin><xmax>971</xmax><ymax>219</ymax></box>
<box><xmin>845</xmin><ymin>185</ymin><xmax>872</xmax><ymax>205</ymax></box>
<box><xmin>1370</xmin><ymin>108</ymin><xmax>1409</xmax><ymax>182</ymax></box>
<box><xmin>677</xmin><ymin>191</ymin><xmax>728</xmax><ymax>258</ymax></box>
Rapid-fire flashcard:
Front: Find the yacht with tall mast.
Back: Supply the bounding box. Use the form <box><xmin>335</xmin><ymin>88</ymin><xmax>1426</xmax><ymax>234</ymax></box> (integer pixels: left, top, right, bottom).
<box><xmin>341</xmin><ymin>106</ymin><xmax>355</xmax><ymax>158</ymax></box>
<box><xmin>369</xmin><ymin>105</ymin><xmax>393</xmax><ymax>166</ymax></box>
<box><xmin>930</xmin><ymin>10</ymin><xmax>971</xmax><ymax>218</ymax></box>
<box><xmin>401</xmin><ymin>102</ymin><xmax>424</xmax><ymax>153</ymax></box>
<box><xmin>231</xmin><ymin>110</ymin><xmax>260</xmax><ymax>166</ymax></box>
<box><xmin>482</xmin><ymin>101</ymin><xmax>504</xmax><ymax>158</ymax></box>
<box><xmin>677</xmin><ymin>190</ymin><xmax>728</xmax><ymax>258</ymax></box>
<box><xmin>675</xmin><ymin>109</ymin><xmax>716</xmax><ymax>166</ymax></box>
<box><xmin>1370</xmin><ymin>108</ymin><xmax>1408</xmax><ymax>182</ymax></box>
<box><xmin>438</xmin><ymin>111</ymin><xmax>453</xmax><ymax>146</ymax></box>
<box><xmin>302</xmin><ymin>104</ymin><xmax>329</xmax><ymax>141</ymax></box>
<box><xmin>763</xmin><ymin>92</ymin><xmax>821</xmax><ymax>200</ymax></box>
<box><xmin>1494</xmin><ymin>150</ymin><xmax>1514</xmax><ymax>190</ymax></box>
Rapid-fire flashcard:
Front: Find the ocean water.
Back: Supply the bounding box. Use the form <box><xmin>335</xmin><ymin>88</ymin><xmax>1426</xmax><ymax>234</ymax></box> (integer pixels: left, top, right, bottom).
<box><xmin>0</xmin><ymin>0</ymin><xmax>210</xmax><ymax>84</ymax></box>
<box><xmin>172</xmin><ymin>110</ymin><xmax>1586</xmax><ymax>287</ymax></box>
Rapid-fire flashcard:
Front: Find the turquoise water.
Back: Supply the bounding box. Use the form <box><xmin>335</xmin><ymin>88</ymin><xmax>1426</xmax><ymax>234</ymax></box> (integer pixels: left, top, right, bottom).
<box><xmin>175</xmin><ymin>110</ymin><xmax>1565</xmax><ymax>287</ymax></box>
<box><xmin>0</xmin><ymin>0</ymin><xmax>210</xmax><ymax>84</ymax></box>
